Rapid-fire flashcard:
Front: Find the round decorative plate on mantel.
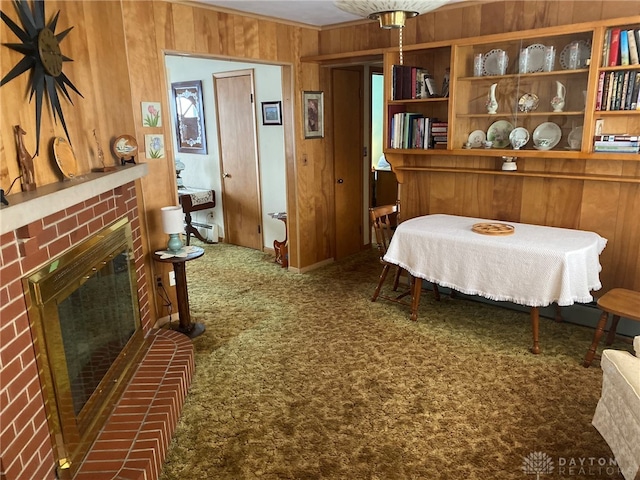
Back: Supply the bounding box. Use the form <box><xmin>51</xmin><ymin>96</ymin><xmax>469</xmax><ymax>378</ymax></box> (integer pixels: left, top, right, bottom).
<box><xmin>53</xmin><ymin>137</ymin><xmax>78</xmax><ymax>179</ymax></box>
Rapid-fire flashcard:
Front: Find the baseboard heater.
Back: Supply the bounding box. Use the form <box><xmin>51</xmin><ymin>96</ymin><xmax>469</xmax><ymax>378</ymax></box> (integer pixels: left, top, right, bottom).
<box><xmin>191</xmin><ymin>221</ymin><xmax>219</xmax><ymax>243</ymax></box>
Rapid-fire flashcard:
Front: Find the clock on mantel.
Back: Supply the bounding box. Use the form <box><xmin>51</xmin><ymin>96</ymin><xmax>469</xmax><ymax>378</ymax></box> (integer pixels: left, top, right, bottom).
<box><xmin>0</xmin><ymin>0</ymin><xmax>82</xmax><ymax>156</ymax></box>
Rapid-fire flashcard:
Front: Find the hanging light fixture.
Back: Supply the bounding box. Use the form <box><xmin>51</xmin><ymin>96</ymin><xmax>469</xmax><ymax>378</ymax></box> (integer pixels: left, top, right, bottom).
<box><xmin>334</xmin><ymin>1</ymin><xmax>450</xmax><ymax>63</ymax></box>
<box><xmin>334</xmin><ymin>1</ymin><xmax>450</xmax><ymax>29</ymax></box>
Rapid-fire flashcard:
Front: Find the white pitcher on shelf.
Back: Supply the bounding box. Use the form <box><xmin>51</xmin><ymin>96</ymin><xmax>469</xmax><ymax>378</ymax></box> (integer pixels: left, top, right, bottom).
<box><xmin>551</xmin><ymin>81</ymin><xmax>566</xmax><ymax>112</ymax></box>
<box><xmin>486</xmin><ymin>83</ymin><xmax>498</xmax><ymax>114</ymax></box>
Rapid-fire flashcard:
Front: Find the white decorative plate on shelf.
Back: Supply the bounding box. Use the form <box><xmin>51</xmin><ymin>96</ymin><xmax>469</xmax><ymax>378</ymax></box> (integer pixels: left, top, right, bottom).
<box><xmin>532</xmin><ymin>122</ymin><xmax>562</xmax><ymax>150</ymax></box>
<box><xmin>509</xmin><ymin>127</ymin><xmax>530</xmax><ymax>149</ymax></box>
<box><xmin>524</xmin><ymin>43</ymin><xmax>547</xmax><ymax>73</ymax></box>
<box><xmin>559</xmin><ymin>40</ymin><xmax>591</xmax><ymax>69</ymax></box>
<box><xmin>567</xmin><ymin>126</ymin><xmax>583</xmax><ymax>150</ymax></box>
<box><xmin>482</xmin><ymin>49</ymin><xmax>509</xmax><ymax>75</ymax></box>
<box><xmin>486</xmin><ymin>120</ymin><xmax>514</xmax><ymax>148</ymax></box>
<box><xmin>518</xmin><ymin>93</ymin><xmax>539</xmax><ymax>113</ymax></box>
<box><xmin>467</xmin><ymin>129</ymin><xmax>486</xmax><ymax>148</ymax></box>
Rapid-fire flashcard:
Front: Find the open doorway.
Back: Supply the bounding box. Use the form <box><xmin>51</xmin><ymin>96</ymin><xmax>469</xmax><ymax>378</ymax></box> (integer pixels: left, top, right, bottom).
<box><xmin>370</xmin><ymin>70</ymin><xmax>398</xmax><ymax>209</ymax></box>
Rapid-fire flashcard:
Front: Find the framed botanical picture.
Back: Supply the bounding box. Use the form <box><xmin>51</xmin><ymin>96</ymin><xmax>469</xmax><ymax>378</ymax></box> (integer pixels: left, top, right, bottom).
<box><xmin>261</xmin><ymin>101</ymin><xmax>282</xmax><ymax>125</ymax></box>
<box><xmin>171</xmin><ymin>80</ymin><xmax>208</xmax><ymax>154</ymax></box>
<box><xmin>145</xmin><ymin>134</ymin><xmax>165</xmax><ymax>159</ymax></box>
<box><xmin>141</xmin><ymin>101</ymin><xmax>162</xmax><ymax>127</ymax></box>
<box><xmin>303</xmin><ymin>91</ymin><xmax>324</xmax><ymax>139</ymax></box>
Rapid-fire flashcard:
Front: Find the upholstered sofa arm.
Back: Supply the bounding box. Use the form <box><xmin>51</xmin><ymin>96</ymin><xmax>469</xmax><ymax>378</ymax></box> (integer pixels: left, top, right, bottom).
<box><xmin>592</xmin><ymin>337</ymin><xmax>640</xmax><ymax>480</ymax></box>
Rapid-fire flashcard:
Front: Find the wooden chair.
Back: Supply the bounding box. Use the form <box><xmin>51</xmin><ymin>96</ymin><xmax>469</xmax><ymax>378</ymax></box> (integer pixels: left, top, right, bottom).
<box><xmin>369</xmin><ymin>203</ymin><xmax>440</xmax><ymax>311</ymax></box>
<box><xmin>583</xmin><ymin>288</ymin><xmax>640</xmax><ymax>367</ymax></box>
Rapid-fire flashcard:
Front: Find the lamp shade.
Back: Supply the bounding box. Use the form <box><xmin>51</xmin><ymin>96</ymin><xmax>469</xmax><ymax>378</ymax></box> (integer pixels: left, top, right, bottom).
<box><xmin>161</xmin><ymin>206</ymin><xmax>184</xmax><ymax>234</ymax></box>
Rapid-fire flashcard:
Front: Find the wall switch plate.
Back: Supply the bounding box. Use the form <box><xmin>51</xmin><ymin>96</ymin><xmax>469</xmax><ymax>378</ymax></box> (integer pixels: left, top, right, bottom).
<box><xmin>168</xmin><ymin>271</ymin><xmax>176</xmax><ymax>286</ymax></box>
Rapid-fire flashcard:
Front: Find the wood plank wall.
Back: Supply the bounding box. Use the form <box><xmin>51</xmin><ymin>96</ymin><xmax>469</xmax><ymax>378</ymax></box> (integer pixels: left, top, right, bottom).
<box><xmin>316</xmin><ymin>1</ymin><xmax>640</xmax><ymax>293</ymax></box>
<box><xmin>1</xmin><ymin>1</ymin><xmax>330</xmax><ymax>321</ymax></box>
<box><xmin>1</xmin><ymin>0</ymin><xmax>637</xmax><ymax>311</ymax></box>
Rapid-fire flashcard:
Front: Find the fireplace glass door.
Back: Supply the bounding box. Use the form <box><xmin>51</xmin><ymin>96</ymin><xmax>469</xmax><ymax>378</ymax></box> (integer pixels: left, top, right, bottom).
<box><xmin>57</xmin><ymin>249</ymin><xmax>138</xmax><ymax>416</ymax></box>
<box><xmin>23</xmin><ymin>217</ymin><xmax>147</xmax><ymax>477</ymax></box>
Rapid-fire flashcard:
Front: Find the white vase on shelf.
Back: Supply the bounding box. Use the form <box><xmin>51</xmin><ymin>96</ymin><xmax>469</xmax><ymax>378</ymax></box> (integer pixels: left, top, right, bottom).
<box><xmin>551</xmin><ymin>81</ymin><xmax>566</xmax><ymax>112</ymax></box>
<box><xmin>486</xmin><ymin>83</ymin><xmax>498</xmax><ymax>114</ymax></box>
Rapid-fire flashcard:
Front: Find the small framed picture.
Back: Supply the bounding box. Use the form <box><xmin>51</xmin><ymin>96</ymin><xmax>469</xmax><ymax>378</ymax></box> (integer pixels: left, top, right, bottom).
<box><xmin>261</xmin><ymin>101</ymin><xmax>282</xmax><ymax>125</ymax></box>
<box><xmin>145</xmin><ymin>134</ymin><xmax>165</xmax><ymax>159</ymax></box>
<box><xmin>141</xmin><ymin>101</ymin><xmax>162</xmax><ymax>127</ymax></box>
<box><xmin>303</xmin><ymin>91</ymin><xmax>324</xmax><ymax>139</ymax></box>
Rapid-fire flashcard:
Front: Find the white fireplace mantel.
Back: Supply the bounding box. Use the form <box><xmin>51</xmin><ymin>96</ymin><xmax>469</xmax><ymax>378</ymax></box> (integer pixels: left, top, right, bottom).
<box><xmin>0</xmin><ymin>163</ymin><xmax>147</xmax><ymax>235</ymax></box>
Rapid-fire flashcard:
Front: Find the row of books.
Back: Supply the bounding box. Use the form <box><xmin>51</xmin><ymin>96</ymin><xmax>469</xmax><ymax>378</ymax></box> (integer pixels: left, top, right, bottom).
<box><xmin>595</xmin><ymin>70</ymin><xmax>640</xmax><ymax>111</ymax></box>
<box><xmin>592</xmin><ymin>134</ymin><xmax>639</xmax><ymax>154</ymax></box>
<box><xmin>391</xmin><ymin>65</ymin><xmax>438</xmax><ymax>101</ymax></box>
<box><xmin>389</xmin><ymin>113</ymin><xmax>447</xmax><ymax>149</ymax></box>
<box><xmin>602</xmin><ymin>28</ymin><xmax>640</xmax><ymax>67</ymax></box>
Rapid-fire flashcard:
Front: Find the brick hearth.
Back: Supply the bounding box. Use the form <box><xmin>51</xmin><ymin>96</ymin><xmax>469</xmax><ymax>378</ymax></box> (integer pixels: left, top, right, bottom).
<box><xmin>0</xmin><ymin>166</ymin><xmax>193</xmax><ymax>480</ymax></box>
<box><xmin>75</xmin><ymin>329</ymin><xmax>193</xmax><ymax>480</ymax></box>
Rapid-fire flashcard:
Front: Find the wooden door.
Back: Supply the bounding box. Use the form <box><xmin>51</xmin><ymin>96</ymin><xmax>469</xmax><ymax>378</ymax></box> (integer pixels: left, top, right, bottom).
<box><xmin>333</xmin><ymin>67</ymin><xmax>364</xmax><ymax>259</ymax></box>
<box><xmin>213</xmin><ymin>70</ymin><xmax>262</xmax><ymax>250</ymax></box>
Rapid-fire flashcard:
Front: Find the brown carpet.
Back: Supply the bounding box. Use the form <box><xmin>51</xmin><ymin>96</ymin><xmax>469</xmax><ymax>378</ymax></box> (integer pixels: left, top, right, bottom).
<box><xmin>159</xmin><ymin>242</ymin><xmax>627</xmax><ymax>480</ymax></box>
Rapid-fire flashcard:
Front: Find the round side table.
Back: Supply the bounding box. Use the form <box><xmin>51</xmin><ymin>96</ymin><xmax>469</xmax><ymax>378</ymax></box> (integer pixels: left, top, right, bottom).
<box><xmin>153</xmin><ymin>246</ymin><xmax>205</xmax><ymax>339</ymax></box>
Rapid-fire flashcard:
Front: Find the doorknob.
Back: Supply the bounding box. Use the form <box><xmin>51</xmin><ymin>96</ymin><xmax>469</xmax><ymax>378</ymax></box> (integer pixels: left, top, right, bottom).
<box><xmin>337</xmin><ymin>178</ymin><xmax>344</xmax><ymax>184</ymax></box>
<box><xmin>223</xmin><ymin>173</ymin><xmax>231</xmax><ymax>178</ymax></box>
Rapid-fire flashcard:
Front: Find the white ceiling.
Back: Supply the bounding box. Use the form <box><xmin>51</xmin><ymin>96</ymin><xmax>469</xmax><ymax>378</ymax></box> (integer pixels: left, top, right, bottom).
<box><xmin>192</xmin><ymin>1</ymin><xmax>361</xmax><ymax>27</ymax></box>
<box><xmin>190</xmin><ymin>0</ymin><xmax>463</xmax><ymax>28</ymax></box>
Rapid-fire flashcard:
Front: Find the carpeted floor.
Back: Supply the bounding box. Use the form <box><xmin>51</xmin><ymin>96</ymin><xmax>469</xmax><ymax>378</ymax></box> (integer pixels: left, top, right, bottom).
<box><xmin>158</xmin><ymin>242</ymin><xmax>627</xmax><ymax>480</ymax></box>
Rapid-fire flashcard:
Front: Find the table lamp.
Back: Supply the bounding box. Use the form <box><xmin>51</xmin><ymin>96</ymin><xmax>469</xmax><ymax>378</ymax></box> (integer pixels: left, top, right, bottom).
<box><xmin>161</xmin><ymin>205</ymin><xmax>184</xmax><ymax>253</ymax></box>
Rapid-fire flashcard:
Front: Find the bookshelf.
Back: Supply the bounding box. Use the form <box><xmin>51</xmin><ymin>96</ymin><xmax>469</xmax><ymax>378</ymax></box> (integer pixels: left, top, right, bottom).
<box><xmin>383</xmin><ymin>16</ymin><xmax>640</xmax><ymax>171</ymax></box>
<box><xmin>590</xmin><ymin>21</ymin><xmax>640</xmax><ymax>155</ymax></box>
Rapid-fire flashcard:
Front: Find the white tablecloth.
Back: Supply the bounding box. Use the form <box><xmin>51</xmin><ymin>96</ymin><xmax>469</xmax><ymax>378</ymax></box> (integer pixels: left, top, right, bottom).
<box><xmin>384</xmin><ymin>214</ymin><xmax>607</xmax><ymax>307</ymax></box>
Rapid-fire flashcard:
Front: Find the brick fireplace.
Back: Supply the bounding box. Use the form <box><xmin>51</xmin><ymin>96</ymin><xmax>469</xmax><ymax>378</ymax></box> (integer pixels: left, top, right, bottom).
<box><xmin>0</xmin><ymin>166</ymin><xmax>194</xmax><ymax>480</ymax></box>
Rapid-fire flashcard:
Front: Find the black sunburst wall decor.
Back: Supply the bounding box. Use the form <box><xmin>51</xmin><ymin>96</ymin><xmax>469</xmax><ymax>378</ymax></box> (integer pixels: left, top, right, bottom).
<box><xmin>1</xmin><ymin>0</ymin><xmax>83</xmax><ymax>156</ymax></box>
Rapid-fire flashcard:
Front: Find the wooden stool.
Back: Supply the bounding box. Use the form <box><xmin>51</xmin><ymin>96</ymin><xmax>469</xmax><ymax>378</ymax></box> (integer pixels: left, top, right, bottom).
<box><xmin>583</xmin><ymin>288</ymin><xmax>640</xmax><ymax>367</ymax></box>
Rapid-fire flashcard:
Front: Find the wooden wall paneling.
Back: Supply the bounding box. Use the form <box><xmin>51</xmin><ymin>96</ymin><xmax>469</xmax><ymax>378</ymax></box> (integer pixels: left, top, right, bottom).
<box><xmin>282</xmin><ymin>65</ymin><xmax>298</xmax><ymax>267</ymax></box>
<box><xmin>0</xmin><ymin>0</ymin><xmax>135</xmax><ymax>190</ymax></box>
<box><xmin>81</xmin><ymin>1</ymin><xmax>136</xmax><ymax>171</ymax></box>
<box><xmin>243</xmin><ymin>17</ymin><xmax>260</xmax><ymax>59</ymax></box>
<box><xmin>154</xmin><ymin>2</ymin><xmax>177</xmax><ymax>50</ymax></box>
<box><xmin>122</xmin><ymin>0</ymin><xmax>180</xmax><ymax>318</ymax></box>
<box><xmin>194</xmin><ymin>9</ymin><xmax>222</xmax><ymax>55</ymax></box>
<box><xmin>258</xmin><ymin>19</ymin><xmax>278</xmax><ymax>60</ymax></box>
<box><xmin>478</xmin><ymin>2</ymin><xmax>508</xmax><ymax>36</ymax></box>
<box><xmin>519</xmin><ymin>177</ymin><xmax>550</xmax><ymax>226</ymax></box>
<box><xmin>169</xmin><ymin>3</ymin><xmax>196</xmax><ymax>52</ymax></box>
<box><xmin>399</xmin><ymin>173</ymin><xmax>428</xmax><ymax>219</ymax></box>
<box><xmin>0</xmin><ymin>45</ymin><xmax>30</xmax><ymax>188</ymax></box>
<box><xmin>216</xmin><ymin>12</ymin><xmax>231</xmax><ymax>55</ymax></box>
<box><xmin>545</xmin><ymin>178</ymin><xmax>584</xmax><ymax>227</ymax></box>
<box><xmin>431</xmin><ymin>8</ymin><xmax>463</xmax><ymax>42</ymax></box>
<box><xmin>579</xmin><ymin>179</ymin><xmax>621</xmax><ymax>291</ymax></box>
<box><xmin>612</xmin><ymin>184</ymin><xmax>640</xmax><ymax>289</ymax></box>
<box><xmin>475</xmin><ymin>171</ymin><xmax>498</xmax><ymax>219</ymax></box>
<box><xmin>491</xmin><ymin>176</ymin><xmax>523</xmax><ymax>221</ymax></box>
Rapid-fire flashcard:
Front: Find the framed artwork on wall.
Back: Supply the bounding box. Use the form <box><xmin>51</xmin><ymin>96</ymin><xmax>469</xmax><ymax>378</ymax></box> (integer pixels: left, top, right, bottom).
<box><xmin>145</xmin><ymin>134</ymin><xmax>165</xmax><ymax>159</ymax></box>
<box><xmin>141</xmin><ymin>102</ymin><xmax>162</xmax><ymax>127</ymax></box>
<box><xmin>303</xmin><ymin>91</ymin><xmax>324</xmax><ymax>139</ymax></box>
<box><xmin>171</xmin><ymin>80</ymin><xmax>208</xmax><ymax>154</ymax></box>
<box><xmin>261</xmin><ymin>101</ymin><xmax>282</xmax><ymax>125</ymax></box>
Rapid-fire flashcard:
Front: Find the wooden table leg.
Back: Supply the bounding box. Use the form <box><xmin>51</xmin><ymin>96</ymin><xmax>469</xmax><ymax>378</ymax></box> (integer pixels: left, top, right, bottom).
<box><xmin>184</xmin><ymin>211</ymin><xmax>211</xmax><ymax>245</ymax></box>
<box><xmin>583</xmin><ymin>310</ymin><xmax>610</xmax><ymax>367</ymax></box>
<box><xmin>172</xmin><ymin>261</ymin><xmax>205</xmax><ymax>339</ymax></box>
<box><xmin>530</xmin><ymin>306</ymin><xmax>540</xmax><ymax>354</ymax></box>
<box><xmin>410</xmin><ymin>277</ymin><xmax>422</xmax><ymax>322</ymax></box>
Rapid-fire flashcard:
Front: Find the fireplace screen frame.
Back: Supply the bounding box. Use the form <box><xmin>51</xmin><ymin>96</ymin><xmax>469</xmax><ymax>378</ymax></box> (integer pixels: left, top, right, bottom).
<box><xmin>23</xmin><ymin>217</ymin><xmax>148</xmax><ymax>478</ymax></box>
